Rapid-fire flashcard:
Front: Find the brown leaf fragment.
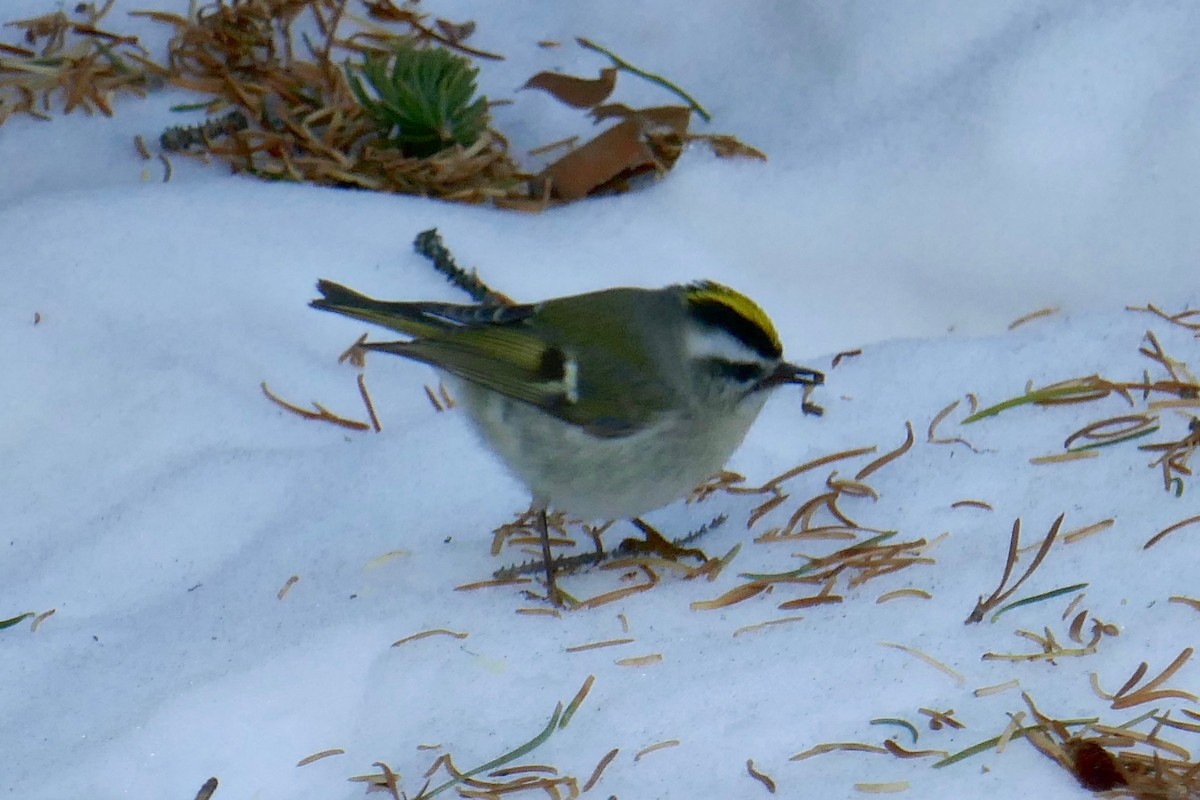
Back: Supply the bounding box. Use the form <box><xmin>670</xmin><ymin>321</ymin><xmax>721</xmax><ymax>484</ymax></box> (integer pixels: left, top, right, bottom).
<box><xmin>690</xmin><ymin>133</ymin><xmax>768</xmax><ymax>160</ymax></box>
<box><xmin>591</xmin><ymin>103</ymin><xmax>692</xmax><ymax>135</ymax></box>
<box><xmin>538</xmin><ymin>119</ymin><xmax>659</xmax><ymax>200</ymax></box>
<box><xmin>523</xmin><ymin>67</ymin><xmax>618</xmax><ymax>108</ymax></box>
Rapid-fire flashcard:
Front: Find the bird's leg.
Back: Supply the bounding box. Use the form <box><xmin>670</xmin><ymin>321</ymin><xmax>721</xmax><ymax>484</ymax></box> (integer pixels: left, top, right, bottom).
<box><xmin>536</xmin><ymin>507</ymin><xmax>561</xmax><ymax>605</ymax></box>
<box><xmin>623</xmin><ymin>518</ymin><xmax>709</xmax><ymax>562</ymax></box>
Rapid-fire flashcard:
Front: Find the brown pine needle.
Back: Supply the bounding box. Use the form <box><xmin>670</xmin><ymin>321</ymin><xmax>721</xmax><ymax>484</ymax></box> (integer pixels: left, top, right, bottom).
<box><xmin>882</xmin><ymin>740</ymin><xmax>949</xmax><ymax>759</ymax></box>
<box><xmin>745</xmin><ymin>759</ymin><xmax>777</xmax><ymax>793</ymax></box>
<box><xmin>581</xmin><ymin>748</ymin><xmax>618</xmax><ymax>792</ymax></box>
<box><xmin>1108</xmin><ymin>648</ymin><xmax>1198</xmax><ymax>709</ymax></box>
<box><xmin>297</xmin><ymin>748</ymin><xmax>345</xmax><ymax>766</ymax></box>
<box><xmin>357</xmin><ymin>373</ymin><xmax>381</xmax><ymax>430</ymax></box>
<box><xmin>391</xmin><ymin>628</ymin><xmax>469</xmax><ymax>647</ymax></box>
<box><xmin>565</xmin><ymin>638</ymin><xmax>634</xmax><ymax>653</ymax></box>
<box><xmin>951</xmin><ymin>499</ymin><xmax>994</xmax><ymax>511</ymax></box>
<box><xmin>881</xmin><ymin>642</ymin><xmax>965</xmax><ymax>686</ymax></box>
<box><xmin>876</xmin><ymin>588</ymin><xmax>932</xmax><ymax>603</ymax></box>
<box><xmin>30</xmin><ymin>609</ymin><xmax>56</xmax><ymax>632</ymax></box>
<box><xmin>854</xmin><ymin>781</ymin><xmax>910</xmax><ymax>793</ymax></box>
<box><xmin>515</xmin><ymin>607</ymin><xmax>561</xmax><ymax>618</ymax></box>
<box><xmin>831</xmin><ymin>349</ymin><xmax>863</xmax><ymax>368</ymax></box>
<box><xmin>1062</xmin><ymin>518</ymin><xmax>1114</xmax><ymax>544</ymax></box>
<box><xmin>1031</xmin><ymin>450</ymin><xmax>1100</xmax><ymax>464</ymax></box>
<box><xmin>966</xmin><ymin>514</ymin><xmax>1064</xmax><ymax>624</ymax></box>
<box><xmin>928</xmin><ymin>399</ymin><xmax>977</xmax><ymax>450</ymax></box>
<box><xmin>1008</xmin><ymin>306</ymin><xmax>1060</xmax><ymax>330</ymax></box>
<box><xmin>277</xmin><ymin>575</ymin><xmax>300</xmax><ymax>599</ymax></box>
<box><xmin>615</xmin><ymin>653</ymin><xmax>662</xmax><ymax>668</ymax></box>
<box><xmin>633</xmin><ymin>739</ymin><xmax>680</xmax><ymax>760</ymax></box>
<box><xmin>261</xmin><ymin>381</ymin><xmax>370</xmax><ymax>430</ymax></box>
<box><xmin>789</xmin><ymin>742</ymin><xmax>889</xmax><ymax>761</ymax></box>
<box><xmin>974</xmin><ymin>679</ymin><xmax>1021</xmax><ymax>697</ymax></box>
<box><xmin>855</xmin><ymin>422</ymin><xmax>914</xmax><ymax>480</ymax></box>
<box><xmin>1143</xmin><ymin>514</ymin><xmax>1200</xmax><ymax>550</ymax></box>
<box><xmin>1168</xmin><ymin>595</ymin><xmax>1200</xmax><ymax>613</ymax></box>
<box><xmin>732</xmin><ymin>616</ymin><xmax>806</xmax><ymax>637</ymax></box>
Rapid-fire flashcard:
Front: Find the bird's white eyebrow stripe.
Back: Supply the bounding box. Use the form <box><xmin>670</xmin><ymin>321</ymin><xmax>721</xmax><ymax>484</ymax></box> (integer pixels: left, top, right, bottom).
<box><xmin>685</xmin><ymin>325</ymin><xmax>765</xmax><ymax>364</ymax></box>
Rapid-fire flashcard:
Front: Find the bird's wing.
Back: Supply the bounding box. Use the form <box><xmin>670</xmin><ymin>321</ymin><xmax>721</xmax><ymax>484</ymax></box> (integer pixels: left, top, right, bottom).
<box><xmin>366</xmin><ymin>329</ymin><xmax>652</xmax><ymax>439</ymax></box>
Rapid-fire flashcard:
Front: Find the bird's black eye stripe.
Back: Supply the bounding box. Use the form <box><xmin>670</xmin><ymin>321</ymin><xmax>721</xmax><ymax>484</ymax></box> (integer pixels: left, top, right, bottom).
<box><xmin>713</xmin><ymin>360</ymin><xmax>765</xmax><ymax>384</ymax></box>
<box><xmin>690</xmin><ymin>300</ymin><xmax>782</xmax><ymax>359</ymax></box>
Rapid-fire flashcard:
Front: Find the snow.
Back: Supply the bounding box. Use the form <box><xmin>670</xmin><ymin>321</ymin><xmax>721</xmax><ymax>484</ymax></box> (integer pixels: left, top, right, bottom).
<box><xmin>2</xmin><ymin>2</ymin><xmax>1199</xmax><ymax>799</ymax></box>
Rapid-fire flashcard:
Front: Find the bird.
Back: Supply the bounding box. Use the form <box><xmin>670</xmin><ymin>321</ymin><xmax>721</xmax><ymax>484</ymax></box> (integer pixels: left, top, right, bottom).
<box><xmin>311</xmin><ymin>278</ymin><xmax>824</xmax><ymax>603</ymax></box>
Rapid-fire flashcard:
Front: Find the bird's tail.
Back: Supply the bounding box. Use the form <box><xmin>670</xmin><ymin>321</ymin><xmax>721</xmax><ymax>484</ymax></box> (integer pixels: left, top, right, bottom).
<box><xmin>310</xmin><ymin>280</ymin><xmax>448</xmax><ymax>338</ymax></box>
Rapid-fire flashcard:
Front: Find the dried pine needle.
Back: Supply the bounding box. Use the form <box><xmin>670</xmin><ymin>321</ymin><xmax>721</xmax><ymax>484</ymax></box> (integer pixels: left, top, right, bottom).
<box><xmin>1008</xmin><ymin>306</ymin><xmax>1060</xmax><ymax>330</ymax></box>
<box><xmin>261</xmin><ymin>381</ymin><xmax>370</xmax><ymax>431</ymax></box>
<box><xmin>1030</xmin><ymin>450</ymin><xmax>1099</xmax><ymax>464</ymax></box>
<box><xmin>880</xmin><ymin>642</ymin><xmax>965</xmax><ymax>686</ymax></box>
<box><xmin>928</xmin><ymin>399</ymin><xmax>976</xmax><ymax>450</ymax></box>
<box><xmin>966</xmin><ymin>515</ymin><xmax>1064</xmax><ymax>624</ymax></box>
<box><xmin>1109</xmin><ymin>647</ymin><xmax>1198</xmax><ymax>709</ymax></box>
<box><xmin>882</xmin><ymin>740</ymin><xmax>949</xmax><ymax>759</ymax></box>
<box><xmin>565</xmin><ymin>638</ymin><xmax>635</xmax><ymax>653</ymax></box>
<box><xmin>297</xmin><ymin>748</ymin><xmax>345</xmax><ymax>766</ymax></box>
<box><xmin>732</xmin><ymin>616</ymin><xmax>805</xmax><ymax>637</ymax></box>
<box><xmin>456</xmin><ymin>577</ymin><xmax>532</xmax><ymax>591</ymax></box>
<box><xmin>1062</xmin><ymin>518</ymin><xmax>1114</xmax><ymax>544</ymax></box>
<box><xmin>576</xmin><ymin>565</ymin><xmax>659</xmax><ymax>609</ymax></box>
<box><xmin>615</xmin><ymin>653</ymin><xmax>663</xmax><ymax>668</ymax></box>
<box><xmin>1143</xmin><ymin>514</ymin><xmax>1200</xmax><ymax>550</ymax></box>
<box><xmin>745</xmin><ymin>759</ymin><xmax>777</xmax><ymax>793</ymax></box>
<box><xmin>277</xmin><ymin>574</ymin><xmax>300</xmax><ymax>599</ymax></box>
<box><xmin>854</xmin><ymin>781</ymin><xmax>910</xmax><ymax>793</ymax></box>
<box><xmin>391</xmin><ymin>628</ymin><xmax>469</xmax><ymax>647</ymax></box>
<box><xmin>974</xmin><ymin>679</ymin><xmax>1021</xmax><ymax>697</ymax></box>
<box><xmin>1061</xmin><ymin>591</ymin><xmax>1086</xmax><ymax>621</ymax></box>
<box><xmin>951</xmin><ymin>499</ymin><xmax>993</xmax><ymax>511</ymax></box>
<box><xmin>357</xmin><ymin>373</ymin><xmax>381</xmax><ymax>431</ymax></box>
<box><xmin>777</xmin><ymin>594</ymin><xmax>843</xmax><ymax>611</ymax></box>
<box><xmin>582</xmin><ymin>748</ymin><xmax>618</xmax><ymax>792</ymax></box>
<box><xmin>1168</xmin><ymin>596</ymin><xmax>1200</xmax><ymax>613</ymax></box>
<box><xmin>995</xmin><ymin>712</ymin><xmax>1027</xmax><ymax>754</ymax></box>
<box><xmin>831</xmin><ymin>349</ymin><xmax>863</xmax><ymax>368</ymax></box>
<box><xmin>691</xmin><ymin>581</ymin><xmax>770</xmax><ymax>611</ymax></box>
<box><xmin>876</xmin><ymin>588</ymin><xmax>932</xmax><ymax>604</ymax></box>
<box><xmin>854</xmin><ymin>422</ymin><xmax>914</xmax><ymax>480</ymax></box>
<box><xmin>633</xmin><ymin>739</ymin><xmax>680</xmax><ymax>761</ymax></box>
<box><xmin>789</xmin><ymin>742</ymin><xmax>888</xmax><ymax>761</ymax></box>
<box><xmin>30</xmin><ymin>609</ymin><xmax>56</xmax><ymax>632</ymax></box>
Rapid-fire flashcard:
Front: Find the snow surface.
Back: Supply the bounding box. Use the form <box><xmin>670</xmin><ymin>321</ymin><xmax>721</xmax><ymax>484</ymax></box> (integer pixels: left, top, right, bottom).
<box><xmin>2</xmin><ymin>2</ymin><xmax>1199</xmax><ymax>799</ymax></box>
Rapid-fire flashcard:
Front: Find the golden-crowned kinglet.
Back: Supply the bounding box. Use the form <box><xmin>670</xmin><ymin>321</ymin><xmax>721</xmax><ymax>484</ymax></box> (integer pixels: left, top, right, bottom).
<box><xmin>311</xmin><ymin>279</ymin><xmax>824</xmax><ymax>602</ymax></box>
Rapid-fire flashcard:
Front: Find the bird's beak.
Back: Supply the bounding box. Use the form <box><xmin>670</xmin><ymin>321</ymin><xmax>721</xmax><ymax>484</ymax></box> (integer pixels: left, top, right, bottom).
<box><xmin>758</xmin><ymin>361</ymin><xmax>825</xmax><ymax>390</ymax></box>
